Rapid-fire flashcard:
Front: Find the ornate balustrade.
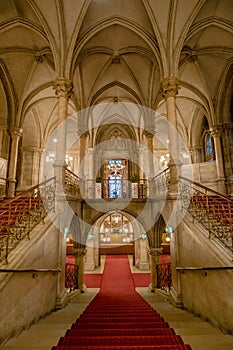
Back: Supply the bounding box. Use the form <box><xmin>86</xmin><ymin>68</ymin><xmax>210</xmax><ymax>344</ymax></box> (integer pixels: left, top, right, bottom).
<box><xmin>156</xmin><ymin>262</ymin><xmax>172</xmax><ymax>292</ymax></box>
<box><xmin>149</xmin><ymin>168</ymin><xmax>170</xmax><ymax>197</ymax></box>
<box><xmin>0</xmin><ymin>177</ymin><xmax>56</xmax><ymax>264</ymax></box>
<box><xmin>63</xmin><ymin>168</ymin><xmax>81</xmax><ymax>197</ymax></box>
<box><xmin>65</xmin><ymin>263</ymin><xmax>79</xmax><ymax>292</ymax></box>
<box><xmin>179</xmin><ymin>176</ymin><xmax>233</xmax><ymax>253</ymax></box>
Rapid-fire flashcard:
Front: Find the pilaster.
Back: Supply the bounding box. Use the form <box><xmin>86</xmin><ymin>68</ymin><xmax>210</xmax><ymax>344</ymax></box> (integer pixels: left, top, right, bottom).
<box><xmin>210</xmin><ymin>125</ymin><xmax>226</xmax><ymax>194</ymax></box>
<box><xmin>7</xmin><ymin>127</ymin><xmax>22</xmax><ymax>197</ymax></box>
<box><xmin>53</xmin><ymin>78</ymin><xmax>73</xmax><ymax>195</ymax></box>
<box><xmin>161</xmin><ymin>77</ymin><xmax>181</xmax><ymax>196</ymax></box>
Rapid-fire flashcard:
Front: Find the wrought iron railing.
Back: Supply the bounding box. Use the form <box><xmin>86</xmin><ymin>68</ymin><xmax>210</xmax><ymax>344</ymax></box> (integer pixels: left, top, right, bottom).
<box><xmin>63</xmin><ymin>168</ymin><xmax>81</xmax><ymax>197</ymax></box>
<box><xmin>156</xmin><ymin>262</ymin><xmax>172</xmax><ymax>292</ymax></box>
<box><xmin>65</xmin><ymin>263</ymin><xmax>79</xmax><ymax>292</ymax></box>
<box><xmin>149</xmin><ymin>168</ymin><xmax>170</xmax><ymax>197</ymax></box>
<box><xmin>0</xmin><ymin>177</ymin><xmax>7</xmax><ymax>198</ymax></box>
<box><xmin>179</xmin><ymin>176</ymin><xmax>233</xmax><ymax>253</ymax></box>
<box><xmin>0</xmin><ymin>177</ymin><xmax>56</xmax><ymax>264</ymax></box>
<box><xmin>102</xmin><ymin>179</ymin><xmax>148</xmax><ymax>199</ymax></box>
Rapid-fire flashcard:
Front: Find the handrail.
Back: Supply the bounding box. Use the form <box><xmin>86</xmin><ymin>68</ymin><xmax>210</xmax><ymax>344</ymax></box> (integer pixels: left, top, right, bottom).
<box><xmin>0</xmin><ymin>268</ymin><xmax>61</xmax><ymax>273</ymax></box>
<box><xmin>152</xmin><ymin>168</ymin><xmax>169</xmax><ymax>181</ymax></box>
<box><xmin>65</xmin><ymin>168</ymin><xmax>80</xmax><ymax>181</ymax></box>
<box><xmin>179</xmin><ymin>175</ymin><xmax>233</xmax><ymax>254</ymax></box>
<box><xmin>180</xmin><ymin>176</ymin><xmax>233</xmax><ymax>203</ymax></box>
<box><xmin>0</xmin><ymin>176</ymin><xmax>56</xmax><ymax>208</ymax></box>
<box><xmin>177</xmin><ymin>266</ymin><xmax>233</xmax><ymax>271</ymax></box>
<box><xmin>0</xmin><ymin>177</ymin><xmax>56</xmax><ymax>264</ymax></box>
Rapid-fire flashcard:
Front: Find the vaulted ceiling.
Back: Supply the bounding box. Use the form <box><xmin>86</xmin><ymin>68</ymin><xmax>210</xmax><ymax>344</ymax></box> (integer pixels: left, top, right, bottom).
<box><xmin>0</xmin><ymin>0</ymin><xmax>233</xmax><ymax>148</ymax></box>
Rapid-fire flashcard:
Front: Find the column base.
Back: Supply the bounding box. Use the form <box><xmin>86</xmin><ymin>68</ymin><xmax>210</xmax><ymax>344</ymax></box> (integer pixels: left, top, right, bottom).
<box><xmin>84</xmin><ymin>263</ymin><xmax>96</xmax><ymax>271</ymax></box>
<box><xmin>139</xmin><ymin>262</ymin><xmax>150</xmax><ymax>270</ymax></box>
<box><xmin>79</xmin><ymin>284</ymin><xmax>87</xmax><ymax>293</ymax></box>
<box><xmin>169</xmin><ymin>286</ymin><xmax>182</xmax><ymax>308</ymax></box>
<box><xmin>149</xmin><ymin>283</ymin><xmax>156</xmax><ymax>293</ymax></box>
<box><xmin>56</xmin><ymin>288</ymin><xmax>69</xmax><ymax>309</ymax></box>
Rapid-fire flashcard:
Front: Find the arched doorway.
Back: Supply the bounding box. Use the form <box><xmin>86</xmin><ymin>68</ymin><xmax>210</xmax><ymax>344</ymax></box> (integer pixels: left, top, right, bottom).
<box><xmin>84</xmin><ymin>211</ymin><xmax>150</xmax><ymax>271</ymax></box>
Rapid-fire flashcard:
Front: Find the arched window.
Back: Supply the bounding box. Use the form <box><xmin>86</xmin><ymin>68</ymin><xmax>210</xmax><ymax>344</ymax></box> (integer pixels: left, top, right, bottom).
<box><xmin>204</xmin><ymin>133</ymin><xmax>215</xmax><ymax>162</ymax></box>
<box><xmin>109</xmin><ymin>173</ymin><xmax>122</xmax><ymax>198</ymax></box>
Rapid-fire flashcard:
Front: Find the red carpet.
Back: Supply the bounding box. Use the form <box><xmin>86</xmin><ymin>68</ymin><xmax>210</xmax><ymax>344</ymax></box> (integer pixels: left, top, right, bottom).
<box><xmin>132</xmin><ymin>273</ymin><xmax>151</xmax><ymax>286</ymax></box>
<box><xmin>51</xmin><ymin>255</ymin><xmax>192</xmax><ymax>350</ymax></box>
<box><xmin>84</xmin><ymin>274</ymin><xmax>102</xmax><ymax>287</ymax></box>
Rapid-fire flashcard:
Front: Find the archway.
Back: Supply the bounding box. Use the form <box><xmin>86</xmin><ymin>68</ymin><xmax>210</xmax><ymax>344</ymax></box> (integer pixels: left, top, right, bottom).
<box><xmin>84</xmin><ymin>210</ymin><xmax>150</xmax><ymax>272</ymax></box>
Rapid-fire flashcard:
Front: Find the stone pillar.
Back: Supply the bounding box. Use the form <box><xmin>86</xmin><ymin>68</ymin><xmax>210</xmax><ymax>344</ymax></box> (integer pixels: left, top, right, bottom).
<box><xmin>7</xmin><ymin>128</ymin><xmax>22</xmax><ymax>197</ymax></box>
<box><xmin>79</xmin><ymin>134</ymin><xmax>87</xmax><ymax>166</ymax></box>
<box><xmin>144</xmin><ymin>131</ymin><xmax>155</xmax><ymax>179</ymax></box>
<box><xmin>85</xmin><ymin>244</ymin><xmax>96</xmax><ymax>271</ymax></box>
<box><xmin>17</xmin><ymin>146</ymin><xmax>43</xmax><ymax>190</ymax></box>
<box><xmin>210</xmin><ymin>126</ymin><xmax>226</xmax><ymax>194</ymax></box>
<box><xmin>73</xmin><ymin>247</ymin><xmax>87</xmax><ymax>292</ymax></box>
<box><xmin>161</xmin><ymin>77</ymin><xmax>181</xmax><ymax>196</ymax></box>
<box><xmin>193</xmin><ymin>145</ymin><xmax>202</xmax><ymax>163</ymax></box>
<box><xmin>149</xmin><ymin>248</ymin><xmax>163</xmax><ymax>292</ymax></box>
<box><xmin>224</xmin><ymin>123</ymin><xmax>233</xmax><ymax>194</ymax></box>
<box><xmin>86</xmin><ymin>148</ymin><xmax>95</xmax><ymax>198</ymax></box>
<box><xmin>53</xmin><ymin>78</ymin><xmax>73</xmax><ymax>308</ymax></box>
<box><xmin>53</xmin><ymin>78</ymin><xmax>73</xmax><ymax>194</ymax></box>
<box><xmin>138</xmin><ymin>147</ymin><xmax>145</xmax><ymax>179</ymax></box>
<box><xmin>138</xmin><ymin>238</ymin><xmax>150</xmax><ymax>270</ymax></box>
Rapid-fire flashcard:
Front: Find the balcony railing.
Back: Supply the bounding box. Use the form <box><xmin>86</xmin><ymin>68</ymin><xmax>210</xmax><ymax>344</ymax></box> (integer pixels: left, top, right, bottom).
<box><xmin>0</xmin><ymin>177</ymin><xmax>56</xmax><ymax>264</ymax></box>
<box><xmin>149</xmin><ymin>168</ymin><xmax>170</xmax><ymax>198</ymax></box>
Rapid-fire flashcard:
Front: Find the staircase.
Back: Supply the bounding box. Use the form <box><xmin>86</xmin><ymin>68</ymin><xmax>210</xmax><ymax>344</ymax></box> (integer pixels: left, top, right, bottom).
<box><xmin>0</xmin><ymin>178</ymin><xmax>55</xmax><ymax>264</ymax></box>
<box><xmin>180</xmin><ymin>177</ymin><xmax>233</xmax><ymax>253</ymax></box>
<box><xmin>51</xmin><ymin>255</ymin><xmax>191</xmax><ymax>350</ymax></box>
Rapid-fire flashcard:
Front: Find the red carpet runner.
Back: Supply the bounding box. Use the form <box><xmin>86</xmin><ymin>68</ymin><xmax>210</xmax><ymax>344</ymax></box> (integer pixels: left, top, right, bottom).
<box><xmin>51</xmin><ymin>255</ymin><xmax>192</xmax><ymax>350</ymax></box>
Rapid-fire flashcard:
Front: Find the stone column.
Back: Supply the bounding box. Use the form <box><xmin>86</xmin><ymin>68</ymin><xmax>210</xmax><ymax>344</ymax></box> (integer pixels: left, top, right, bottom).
<box><xmin>138</xmin><ymin>147</ymin><xmax>145</xmax><ymax>179</ymax></box>
<box><xmin>149</xmin><ymin>248</ymin><xmax>163</xmax><ymax>292</ymax></box>
<box><xmin>138</xmin><ymin>238</ymin><xmax>150</xmax><ymax>270</ymax></box>
<box><xmin>161</xmin><ymin>77</ymin><xmax>181</xmax><ymax>196</ymax></box>
<box><xmin>17</xmin><ymin>146</ymin><xmax>43</xmax><ymax>190</ymax></box>
<box><xmin>210</xmin><ymin>126</ymin><xmax>226</xmax><ymax>194</ymax></box>
<box><xmin>224</xmin><ymin>123</ymin><xmax>233</xmax><ymax>194</ymax></box>
<box><xmin>73</xmin><ymin>247</ymin><xmax>87</xmax><ymax>292</ymax></box>
<box><xmin>53</xmin><ymin>78</ymin><xmax>73</xmax><ymax>195</ymax></box>
<box><xmin>86</xmin><ymin>148</ymin><xmax>95</xmax><ymax>198</ymax></box>
<box><xmin>53</xmin><ymin>78</ymin><xmax>73</xmax><ymax>308</ymax></box>
<box><xmin>85</xmin><ymin>244</ymin><xmax>96</xmax><ymax>271</ymax></box>
<box><xmin>144</xmin><ymin>131</ymin><xmax>155</xmax><ymax>179</ymax></box>
<box><xmin>193</xmin><ymin>145</ymin><xmax>202</xmax><ymax>163</ymax></box>
<box><xmin>7</xmin><ymin>127</ymin><xmax>22</xmax><ymax>197</ymax></box>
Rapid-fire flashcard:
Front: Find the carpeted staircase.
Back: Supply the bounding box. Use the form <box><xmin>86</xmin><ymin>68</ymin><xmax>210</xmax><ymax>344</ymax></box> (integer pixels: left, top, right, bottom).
<box><xmin>51</xmin><ymin>255</ymin><xmax>192</xmax><ymax>350</ymax></box>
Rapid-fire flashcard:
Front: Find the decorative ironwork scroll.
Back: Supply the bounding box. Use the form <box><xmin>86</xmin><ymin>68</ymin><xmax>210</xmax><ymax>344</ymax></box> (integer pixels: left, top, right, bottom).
<box><xmin>0</xmin><ymin>177</ymin><xmax>56</xmax><ymax>264</ymax></box>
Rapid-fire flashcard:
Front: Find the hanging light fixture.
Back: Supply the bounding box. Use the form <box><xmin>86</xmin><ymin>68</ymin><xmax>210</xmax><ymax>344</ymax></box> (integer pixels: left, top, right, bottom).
<box><xmin>107</xmin><ymin>160</ymin><xmax>125</xmax><ymax>176</ymax></box>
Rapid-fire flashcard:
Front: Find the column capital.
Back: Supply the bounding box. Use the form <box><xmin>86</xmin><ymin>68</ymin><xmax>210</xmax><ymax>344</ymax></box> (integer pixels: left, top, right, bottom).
<box><xmin>210</xmin><ymin>125</ymin><xmax>223</xmax><ymax>137</ymax></box>
<box><xmin>73</xmin><ymin>247</ymin><xmax>87</xmax><ymax>257</ymax></box>
<box><xmin>53</xmin><ymin>77</ymin><xmax>73</xmax><ymax>99</ymax></box>
<box><xmin>10</xmin><ymin>127</ymin><xmax>23</xmax><ymax>138</ymax></box>
<box><xmin>161</xmin><ymin>77</ymin><xmax>179</xmax><ymax>98</ymax></box>
<box><xmin>149</xmin><ymin>248</ymin><xmax>163</xmax><ymax>257</ymax></box>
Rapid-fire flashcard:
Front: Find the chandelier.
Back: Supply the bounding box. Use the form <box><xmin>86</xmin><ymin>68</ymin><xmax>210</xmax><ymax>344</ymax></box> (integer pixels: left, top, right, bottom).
<box><xmin>107</xmin><ymin>160</ymin><xmax>125</xmax><ymax>176</ymax></box>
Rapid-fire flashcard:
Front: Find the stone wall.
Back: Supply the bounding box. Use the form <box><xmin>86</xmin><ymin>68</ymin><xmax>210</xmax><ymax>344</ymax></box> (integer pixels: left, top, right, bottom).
<box><xmin>0</xmin><ymin>215</ymin><xmax>61</xmax><ymax>346</ymax></box>
<box><xmin>177</xmin><ymin>215</ymin><xmax>233</xmax><ymax>333</ymax></box>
